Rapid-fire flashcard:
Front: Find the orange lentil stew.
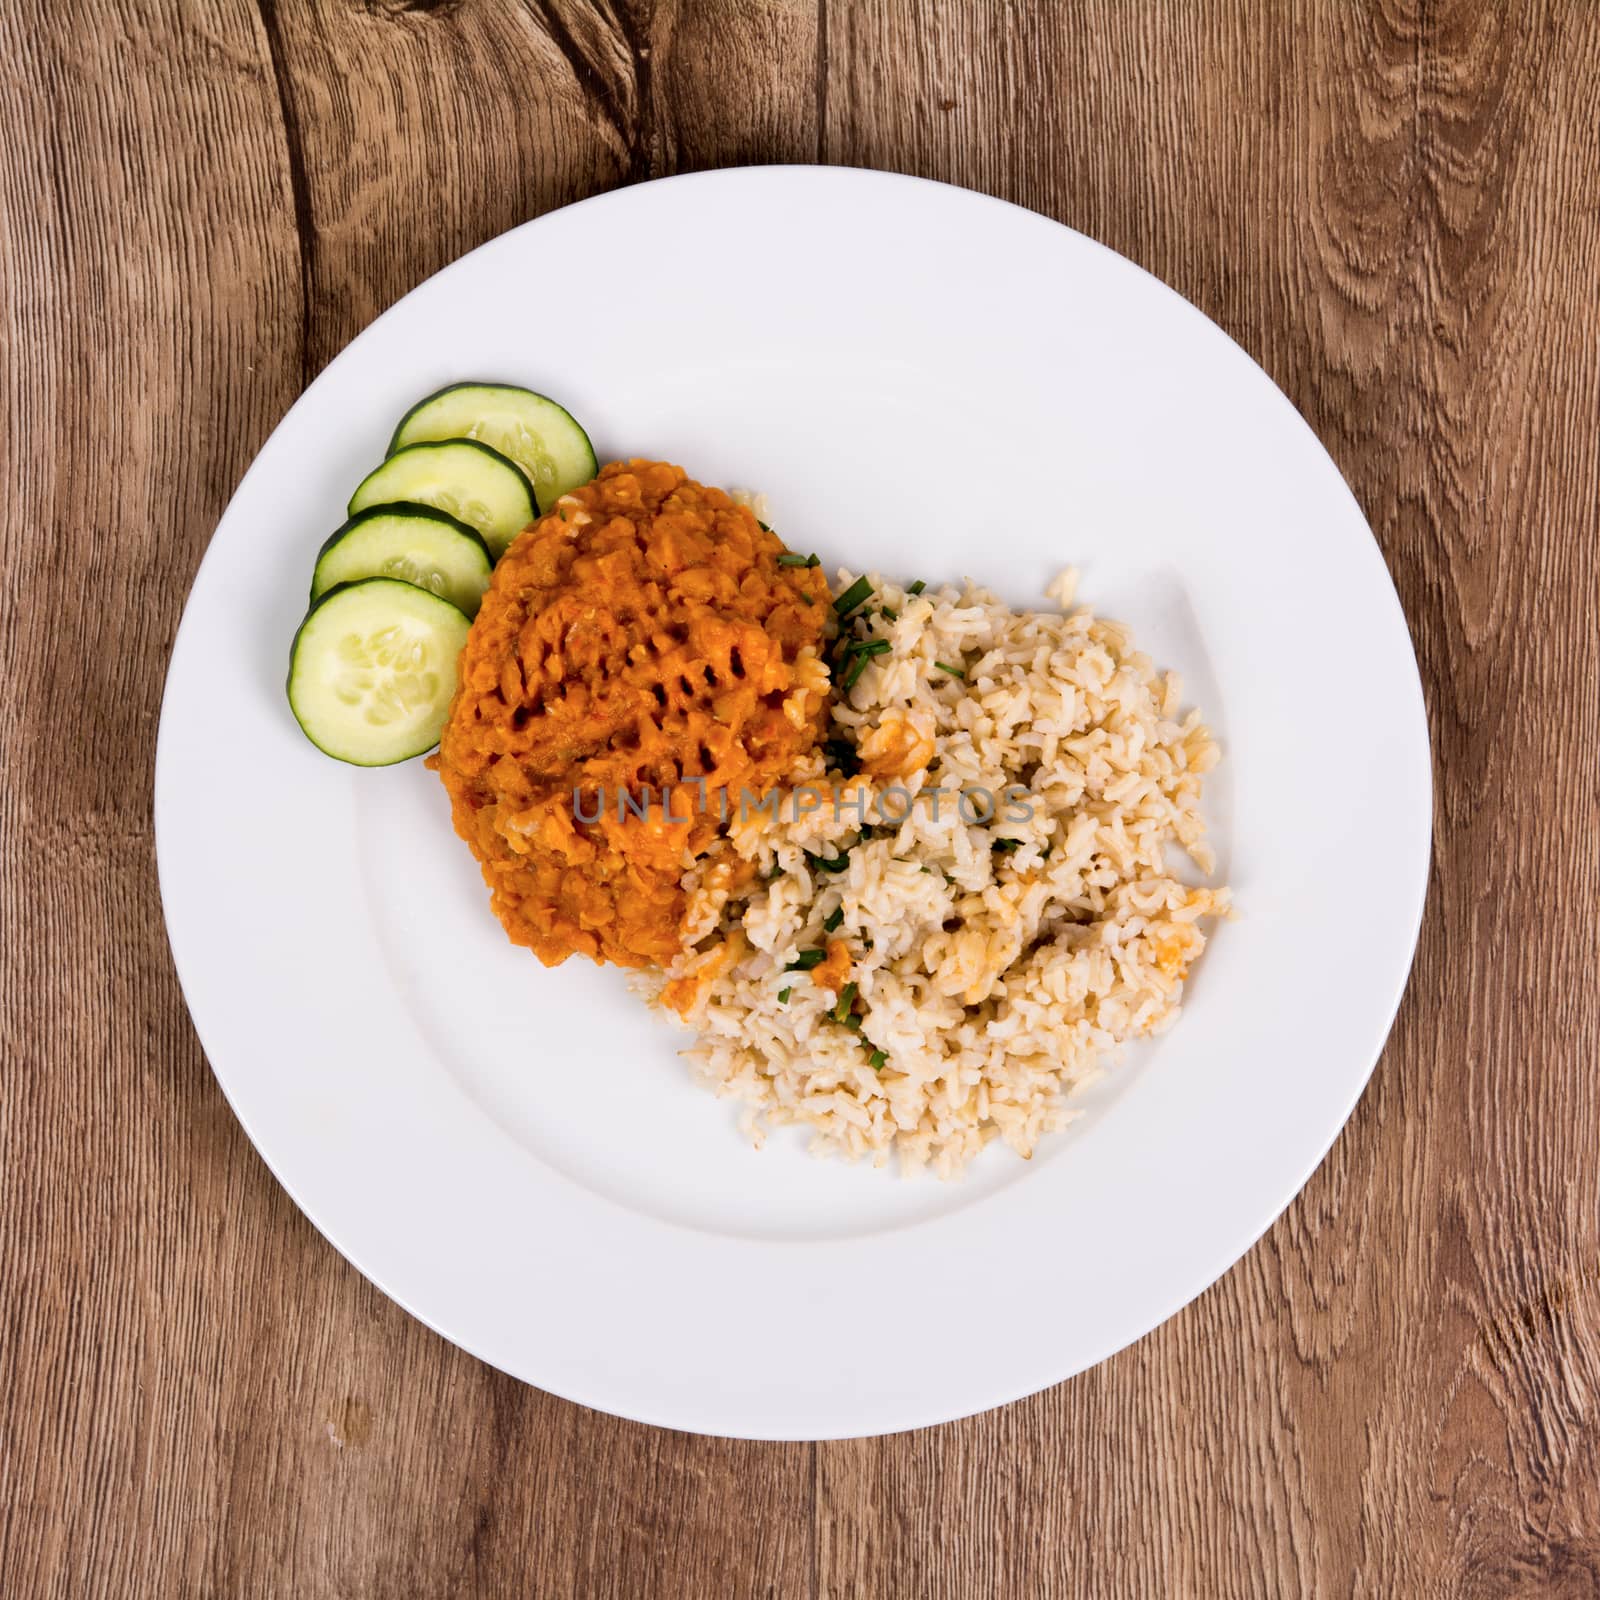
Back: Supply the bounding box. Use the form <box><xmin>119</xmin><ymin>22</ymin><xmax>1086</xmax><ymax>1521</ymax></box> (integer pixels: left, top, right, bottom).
<box><xmin>432</xmin><ymin>461</ymin><xmax>832</xmax><ymax>967</ymax></box>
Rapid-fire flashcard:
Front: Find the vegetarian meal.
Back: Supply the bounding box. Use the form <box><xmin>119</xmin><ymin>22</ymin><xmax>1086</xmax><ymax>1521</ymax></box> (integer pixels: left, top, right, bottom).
<box><xmin>285</xmin><ymin>381</ymin><xmax>1229</xmax><ymax>1175</ymax></box>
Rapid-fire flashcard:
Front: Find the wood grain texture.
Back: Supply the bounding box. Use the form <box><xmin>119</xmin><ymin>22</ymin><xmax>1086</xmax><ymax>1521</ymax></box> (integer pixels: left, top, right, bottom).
<box><xmin>2</xmin><ymin>1</ymin><xmax>1597</xmax><ymax>1595</ymax></box>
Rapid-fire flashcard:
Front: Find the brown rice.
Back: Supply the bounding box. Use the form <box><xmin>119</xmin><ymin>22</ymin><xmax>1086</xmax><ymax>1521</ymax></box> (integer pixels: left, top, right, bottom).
<box><xmin>644</xmin><ymin>567</ymin><xmax>1230</xmax><ymax>1177</ymax></box>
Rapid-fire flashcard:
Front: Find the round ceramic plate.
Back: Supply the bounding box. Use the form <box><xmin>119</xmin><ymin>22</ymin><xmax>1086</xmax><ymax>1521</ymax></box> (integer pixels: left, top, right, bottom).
<box><xmin>156</xmin><ymin>167</ymin><xmax>1430</xmax><ymax>1440</ymax></box>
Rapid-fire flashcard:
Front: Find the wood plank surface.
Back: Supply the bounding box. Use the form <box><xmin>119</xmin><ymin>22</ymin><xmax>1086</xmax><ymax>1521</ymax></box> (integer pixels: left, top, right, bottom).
<box><xmin>3</xmin><ymin>1</ymin><xmax>1597</xmax><ymax>1595</ymax></box>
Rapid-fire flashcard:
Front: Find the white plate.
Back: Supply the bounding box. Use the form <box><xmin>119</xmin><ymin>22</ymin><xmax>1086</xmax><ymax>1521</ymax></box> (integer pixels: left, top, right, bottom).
<box><xmin>156</xmin><ymin>167</ymin><xmax>1430</xmax><ymax>1439</ymax></box>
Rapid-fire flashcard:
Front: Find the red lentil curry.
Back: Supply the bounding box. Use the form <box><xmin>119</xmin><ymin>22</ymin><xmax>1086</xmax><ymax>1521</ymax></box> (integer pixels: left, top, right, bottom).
<box><xmin>433</xmin><ymin>461</ymin><xmax>830</xmax><ymax>967</ymax></box>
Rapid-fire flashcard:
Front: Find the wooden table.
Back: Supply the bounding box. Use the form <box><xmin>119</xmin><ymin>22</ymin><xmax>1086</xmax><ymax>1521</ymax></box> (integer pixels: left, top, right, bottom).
<box><xmin>6</xmin><ymin>3</ymin><xmax>1599</xmax><ymax>1594</ymax></box>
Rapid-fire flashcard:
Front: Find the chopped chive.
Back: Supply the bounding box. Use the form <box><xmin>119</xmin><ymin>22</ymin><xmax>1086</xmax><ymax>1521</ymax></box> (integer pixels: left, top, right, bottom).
<box><xmin>808</xmin><ymin>553</ymin><xmax>821</xmax><ymax>567</ymax></box>
<box><xmin>841</xmin><ymin>1013</ymin><xmax>863</xmax><ymax>1031</ymax></box>
<box><xmin>993</xmin><ymin>838</ymin><xmax>1022</xmax><ymax>852</ymax></box>
<box><xmin>777</xmin><ymin>552</ymin><xmax>812</xmax><ymax>567</ymax></box>
<box><xmin>757</xmin><ymin>520</ymin><xmax>773</xmax><ymax>532</ymax></box>
<box><xmin>823</xmin><ymin>906</ymin><xmax>844</xmax><ymax>933</ymax></box>
<box><xmin>833</xmin><ymin>576</ymin><xmax>874</xmax><ymax>616</ymax></box>
<box><xmin>838</xmin><ymin>638</ymin><xmax>892</xmax><ymax>680</ymax></box>
<box><xmin>879</xmin><ymin>606</ymin><xmax>898</xmax><ymax>622</ymax></box>
<box><xmin>777</xmin><ymin>986</ymin><xmax>792</xmax><ymax>1004</ymax></box>
<box><xmin>800</xmin><ymin>592</ymin><xmax>815</xmax><ymax>605</ymax></box>
<box><xmin>833</xmin><ymin>982</ymin><xmax>858</xmax><ymax>1023</ymax></box>
<box><xmin>785</xmin><ymin>948</ymin><xmax>825</xmax><ymax>971</ymax></box>
<box><xmin>867</xmin><ymin>1049</ymin><xmax>888</xmax><ymax>1070</ymax></box>
<box><xmin>934</xmin><ymin>661</ymin><xmax>965</xmax><ymax>678</ymax></box>
<box><xmin>907</xmin><ymin>579</ymin><xmax>926</xmax><ymax>595</ymax></box>
<box><xmin>806</xmin><ymin>850</ymin><xmax>851</xmax><ymax>873</ymax></box>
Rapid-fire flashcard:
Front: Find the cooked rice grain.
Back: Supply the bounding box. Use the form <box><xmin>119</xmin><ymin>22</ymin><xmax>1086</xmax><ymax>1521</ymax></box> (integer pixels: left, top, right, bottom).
<box><xmin>646</xmin><ymin>569</ymin><xmax>1230</xmax><ymax>1177</ymax></box>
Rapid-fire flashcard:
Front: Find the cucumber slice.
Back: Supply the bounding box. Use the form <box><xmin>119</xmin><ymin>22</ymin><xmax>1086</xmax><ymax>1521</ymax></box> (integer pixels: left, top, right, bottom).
<box><xmin>349</xmin><ymin>440</ymin><xmax>535</xmax><ymax>560</ymax></box>
<box><xmin>389</xmin><ymin>382</ymin><xmax>598</xmax><ymax>510</ymax></box>
<box><xmin>311</xmin><ymin>502</ymin><xmax>492</xmax><ymax>617</ymax></box>
<box><xmin>287</xmin><ymin>578</ymin><xmax>471</xmax><ymax>766</ymax></box>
